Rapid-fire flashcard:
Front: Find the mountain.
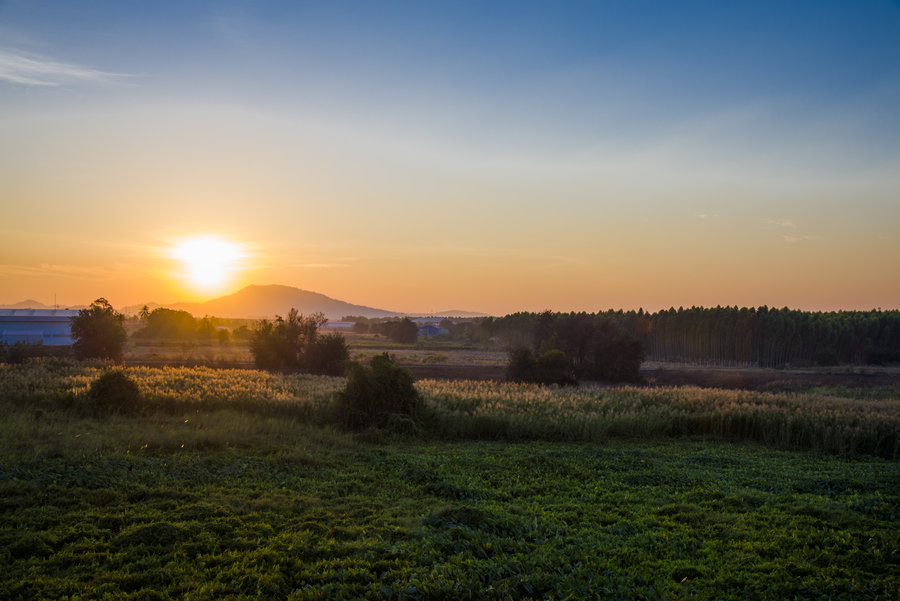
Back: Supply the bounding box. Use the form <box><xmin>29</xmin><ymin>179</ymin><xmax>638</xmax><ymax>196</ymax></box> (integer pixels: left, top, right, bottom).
<box><xmin>1</xmin><ymin>299</ymin><xmax>52</xmax><ymax>309</ymax></box>
<box><xmin>120</xmin><ymin>302</ymin><xmax>167</xmax><ymax>316</ymax></box>
<box><xmin>1</xmin><ymin>299</ymin><xmax>87</xmax><ymax>310</ymax></box>
<box><xmin>416</xmin><ymin>309</ymin><xmax>492</xmax><ymax>318</ymax></box>
<box><xmin>167</xmin><ymin>284</ymin><xmax>401</xmax><ymax>320</ymax></box>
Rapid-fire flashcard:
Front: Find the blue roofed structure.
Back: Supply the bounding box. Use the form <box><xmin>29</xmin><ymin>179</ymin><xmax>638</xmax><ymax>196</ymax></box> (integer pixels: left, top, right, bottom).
<box><xmin>417</xmin><ymin>324</ymin><xmax>448</xmax><ymax>337</ymax></box>
<box><xmin>0</xmin><ymin>309</ymin><xmax>79</xmax><ymax>346</ymax></box>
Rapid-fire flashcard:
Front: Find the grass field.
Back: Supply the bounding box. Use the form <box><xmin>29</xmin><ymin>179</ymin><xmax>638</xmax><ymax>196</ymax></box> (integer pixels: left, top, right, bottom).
<box><xmin>123</xmin><ymin>335</ymin><xmax>509</xmax><ymax>372</ymax></box>
<box><xmin>1</xmin><ymin>361</ymin><xmax>898</xmax><ymax>599</ymax></box>
<box><xmin>4</xmin><ymin>361</ymin><xmax>896</xmax><ymax>457</ymax></box>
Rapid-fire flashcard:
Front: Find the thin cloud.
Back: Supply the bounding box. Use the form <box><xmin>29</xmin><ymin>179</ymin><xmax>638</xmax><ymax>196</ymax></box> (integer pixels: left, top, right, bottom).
<box><xmin>782</xmin><ymin>234</ymin><xmax>821</xmax><ymax>243</ymax></box>
<box><xmin>767</xmin><ymin>219</ymin><xmax>797</xmax><ymax>229</ymax></box>
<box><xmin>299</xmin><ymin>263</ymin><xmax>351</xmax><ymax>269</ymax></box>
<box><xmin>0</xmin><ymin>263</ymin><xmax>132</xmax><ymax>280</ymax></box>
<box><xmin>252</xmin><ymin>260</ymin><xmax>356</xmax><ymax>271</ymax></box>
<box><xmin>0</xmin><ymin>48</ymin><xmax>129</xmax><ymax>86</ymax></box>
<box><xmin>763</xmin><ymin>219</ymin><xmax>819</xmax><ymax>243</ymax></box>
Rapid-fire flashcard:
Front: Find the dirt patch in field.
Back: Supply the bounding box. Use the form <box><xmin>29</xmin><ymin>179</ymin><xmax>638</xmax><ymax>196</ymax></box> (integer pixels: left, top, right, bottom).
<box><xmin>642</xmin><ymin>367</ymin><xmax>900</xmax><ymax>392</ymax></box>
<box><xmin>404</xmin><ymin>364</ymin><xmax>506</xmax><ymax>381</ymax></box>
<box><xmin>409</xmin><ymin>362</ymin><xmax>900</xmax><ymax>390</ymax></box>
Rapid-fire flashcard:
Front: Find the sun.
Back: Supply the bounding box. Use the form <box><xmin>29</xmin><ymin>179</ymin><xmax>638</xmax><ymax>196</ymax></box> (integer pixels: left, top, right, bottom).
<box><xmin>171</xmin><ymin>236</ymin><xmax>245</xmax><ymax>290</ymax></box>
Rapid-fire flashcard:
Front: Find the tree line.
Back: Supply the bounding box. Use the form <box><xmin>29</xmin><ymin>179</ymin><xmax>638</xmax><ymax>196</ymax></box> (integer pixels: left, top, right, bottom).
<box><xmin>482</xmin><ymin>311</ymin><xmax>645</xmax><ymax>384</ymax></box>
<box><xmin>134</xmin><ymin>307</ymin><xmax>250</xmax><ymax>343</ymax></box>
<box><xmin>575</xmin><ymin>306</ymin><xmax>900</xmax><ymax>368</ymax></box>
<box><xmin>480</xmin><ymin>306</ymin><xmax>900</xmax><ymax>373</ymax></box>
<box><xmin>19</xmin><ymin>300</ymin><xmax>900</xmax><ymax>372</ymax></box>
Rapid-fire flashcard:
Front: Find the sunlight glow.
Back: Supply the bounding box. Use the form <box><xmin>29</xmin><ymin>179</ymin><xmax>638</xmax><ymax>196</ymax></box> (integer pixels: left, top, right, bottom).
<box><xmin>171</xmin><ymin>237</ymin><xmax>245</xmax><ymax>290</ymax></box>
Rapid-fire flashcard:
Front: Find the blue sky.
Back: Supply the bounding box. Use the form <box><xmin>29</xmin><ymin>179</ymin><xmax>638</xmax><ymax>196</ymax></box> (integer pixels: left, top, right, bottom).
<box><xmin>1</xmin><ymin>1</ymin><xmax>898</xmax><ymax>313</ymax></box>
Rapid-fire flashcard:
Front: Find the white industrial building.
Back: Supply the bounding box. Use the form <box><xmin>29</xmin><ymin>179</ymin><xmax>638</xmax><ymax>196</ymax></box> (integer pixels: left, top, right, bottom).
<box><xmin>0</xmin><ymin>309</ymin><xmax>79</xmax><ymax>346</ymax></box>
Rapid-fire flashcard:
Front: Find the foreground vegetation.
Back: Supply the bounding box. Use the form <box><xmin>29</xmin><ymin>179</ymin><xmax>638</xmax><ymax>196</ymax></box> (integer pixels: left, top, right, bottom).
<box><xmin>2</xmin><ymin>361</ymin><xmax>897</xmax><ymax>458</ymax></box>
<box><xmin>2</xmin><ymin>431</ymin><xmax>897</xmax><ymax>599</ymax></box>
<box><xmin>1</xmin><ymin>360</ymin><xmax>898</xmax><ymax>599</ymax></box>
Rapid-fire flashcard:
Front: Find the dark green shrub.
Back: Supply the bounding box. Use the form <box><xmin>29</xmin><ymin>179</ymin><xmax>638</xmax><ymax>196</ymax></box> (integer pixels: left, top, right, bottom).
<box><xmin>249</xmin><ymin>309</ymin><xmax>326</xmax><ymax>372</ymax></box>
<box><xmin>306</xmin><ymin>333</ymin><xmax>350</xmax><ymax>375</ymax></box>
<box><xmin>86</xmin><ymin>370</ymin><xmax>143</xmax><ymax>415</ymax></box>
<box><xmin>1</xmin><ymin>342</ymin><xmax>36</xmax><ymax>364</ymax></box>
<box><xmin>336</xmin><ymin>353</ymin><xmax>421</xmax><ymax>429</ymax></box>
<box><xmin>576</xmin><ymin>322</ymin><xmax>644</xmax><ymax>383</ymax></box>
<box><xmin>133</xmin><ymin>308</ymin><xmax>198</xmax><ymax>340</ymax></box>
<box><xmin>507</xmin><ymin>348</ymin><xmax>576</xmax><ymax>385</ymax></box>
<box><xmin>390</xmin><ymin>317</ymin><xmax>419</xmax><ymax>344</ymax></box>
<box><xmin>0</xmin><ymin>342</ymin><xmax>72</xmax><ymax>364</ymax></box>
<box><xmin>371</xmin><ymin>317</ymin><xmax>419</xmax><ymax>343</ymax></box>
<box><xmin>535</xmin><ymin>349</ymin><xmax>576</xmax><ymax>385</ymax></box>
<box><xmin>506</xmin><ymin>347</ymin><xmax>538</xmax><ymax>383</ymax></box>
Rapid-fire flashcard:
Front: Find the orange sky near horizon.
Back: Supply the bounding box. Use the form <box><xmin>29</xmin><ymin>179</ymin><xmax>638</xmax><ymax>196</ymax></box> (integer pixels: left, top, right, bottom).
<box><xmin>1</xmin><ymin>2</ymin><xmax>899</xmax><ymax>316</ymax></box>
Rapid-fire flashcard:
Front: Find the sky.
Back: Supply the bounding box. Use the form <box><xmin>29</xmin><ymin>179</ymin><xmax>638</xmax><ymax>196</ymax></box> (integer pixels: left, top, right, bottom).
<box><xmin>1</xmin><ymin>0</ymin><xmax>899</xmax><ymax>315</ymax></box>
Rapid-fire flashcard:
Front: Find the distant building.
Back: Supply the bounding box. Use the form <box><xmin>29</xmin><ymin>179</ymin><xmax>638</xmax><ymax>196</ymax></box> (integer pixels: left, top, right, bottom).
<box><xmin>413</xmin><ymin>317</ymin><xmax>444</xmax><ymax>326</ymax></box>
<box><xmin>321</xmin><ymin>321</ymin><xmax>356</xmax><ymax>332</ymax></box>
<box><xmin>417</xmin><ymin>325</ymin><xmax>448</xmax><ymax>337</ymax></box>
<box><xmin>0</xmin><ymin>309</ymin><xmax>79</xmax><ymax>346</ymax></box>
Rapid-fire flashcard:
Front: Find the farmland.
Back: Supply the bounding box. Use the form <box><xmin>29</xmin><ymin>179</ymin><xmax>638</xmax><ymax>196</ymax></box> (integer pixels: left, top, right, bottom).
<box><xmin>1</xmin><ymin>361</ymin><xmax>898</xmax><ymax>599</ymax></box>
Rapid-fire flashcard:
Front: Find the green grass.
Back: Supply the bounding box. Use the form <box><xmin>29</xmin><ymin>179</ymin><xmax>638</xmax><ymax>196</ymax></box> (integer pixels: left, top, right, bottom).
<box><xmin>1</xmin><ymin>440</ymin><xmax>897</xmax><ymax>600</ymax></box>
<box><xmin>421</xmin><ymin>380</ymin><xmax>900</xmax><ymax>457</ymax></box>
<box><xmin>1</xmin><ymin>360</ymin><xmax>898</xmax><ymax>599</ymax></box>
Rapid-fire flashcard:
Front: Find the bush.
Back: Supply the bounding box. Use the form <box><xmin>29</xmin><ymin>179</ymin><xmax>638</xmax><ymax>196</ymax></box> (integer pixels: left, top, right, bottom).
<box><xmin>249</xmin><ymin>309</ymin><xmax>327</xmax><ymax>372</ymax></box>
<box><xmin>134</xmin><ymin>308</ymin><xmax>198</xmax><ymax>340</ymax></box>
<box><xmin>373</xmin><ymin>318</ymin><xmax>419</xmax><ymax>344</ymax></box>
<box><xmin>506</xmin><ymin>348</ymin><xmax>538</xmax><ymax>383</ymax></box>
<box><xmin>535</xmin><ymin>349</ymin><xmax>577</xmax><ymax>385</ymax></box>
<box><xmin>86</xmin><ymin>370</ymin><xmax>143</xmax><ymax>415</ymax></box>
<box><xmin>0</xmin><ymin>343</ymin><xmax>73</xmax><ymax>364</ymax></box>
<box><xmin>497</xmin><ymin>313</ymin><xmax>644</xmax><ymax>384</ymax></box>
<box><xmin>306</xmin><ymin>333</ymin><xmax>350</xmax><ymax>376</ymax></box>
<box><xmin>575</xmin><ymin>322</ymin><xmax>644</xmax><ymax>383</ymax></box>
<box><xmin>0</xmin><ymin>342</ymin><xmax>39</xmax><ymax>364</ymax></box>
<box><xmin>336</xmin><ymin>353</ymin><xmax>421</xmax><ymax>429</ymax></box>
<box><xmin>506</xmin><ymin>348</ymin><xmax>576</xmax><ymax>386</ymax></box>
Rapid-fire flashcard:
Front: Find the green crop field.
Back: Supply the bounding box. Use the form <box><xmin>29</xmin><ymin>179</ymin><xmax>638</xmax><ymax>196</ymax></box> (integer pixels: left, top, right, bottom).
<box><xmin>1</xmin><ymin>361</ymin><xmax>898</xmax><ymax>600</ymax></box>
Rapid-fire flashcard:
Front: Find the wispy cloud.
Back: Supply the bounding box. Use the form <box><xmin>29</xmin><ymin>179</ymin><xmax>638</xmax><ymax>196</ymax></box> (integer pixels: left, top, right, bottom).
<box><xmin>0</xmin><ymin>48</ymin><xmax>128</xmax><ymax>86</ymax></box>
<box><xmin>767</xmin><ymin>219</ymin><xmax>796</xmax><ymax>229</ymax></box>
<box><xmin>782</xmin><ymin>234</ymin><xmax>821</xmax><ymax>243</ymax></box>
<box><xmin>0</xmin><ymin>263</ymin><xmax>132</xmax><ymax>279</ymax></box>
<box><xmin>252</xmin><ymin>260</ymin><xmax>356</xmax><ymax>271</ymax></box>
<box><xmin>763</xmin><ymin>218</ymin><xmax>820</xmax><ymax>243</ymax></box>
<box><xmin>298</xmin><ymin>263</ymin><xmax>352</xmax><ymax>270</ymax></box>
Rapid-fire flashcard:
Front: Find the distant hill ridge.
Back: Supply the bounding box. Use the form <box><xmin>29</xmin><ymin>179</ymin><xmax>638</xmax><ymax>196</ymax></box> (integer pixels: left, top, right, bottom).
<box><xmin>1</xmin><ymin>299</ymin><xmax>52</xmax><ymax>309</ymax></box>
<box><xmin>7</xmin><ymin>285</ymin><xmax>491</xmax><ymax>319</ymax></box>
<box><xmin>0</xmin><ymin>299</ymin><xmax>86</xmax><ymax>310</ymax></box>
<box><xmin>168</xmin><ymin>284</ymin><xmax>400</xmax><ymax>320</ymax></box>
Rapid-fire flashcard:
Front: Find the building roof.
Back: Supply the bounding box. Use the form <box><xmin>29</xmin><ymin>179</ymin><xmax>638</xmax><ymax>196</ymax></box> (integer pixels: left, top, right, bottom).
<box><xmin>0</xmin><ymin>309</ymin><xmax>79</xmax><ymax>320</ymax></box>
<box><xmin>0</xmin><ymin>309</ymin><xmax>78</xmax><ymax>345</ymax></box>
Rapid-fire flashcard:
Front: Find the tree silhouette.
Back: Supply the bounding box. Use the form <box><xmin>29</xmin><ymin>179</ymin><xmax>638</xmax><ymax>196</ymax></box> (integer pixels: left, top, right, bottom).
<box><xmin>249</xmin><ymin>309</ymin><xmax>340</xmax><ymax>373</ymax></box>
<box><xmin>71</xmin><ymin>298</ymin><xmax>127</xmax><ymax>362</ymax></box>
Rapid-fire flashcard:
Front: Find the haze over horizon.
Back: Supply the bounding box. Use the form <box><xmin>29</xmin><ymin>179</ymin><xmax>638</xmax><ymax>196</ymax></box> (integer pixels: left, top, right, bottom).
<box><xmin>2</xmin><ymin>1</ymin><xmax>899</xmax><ymax>315</ymax></box>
